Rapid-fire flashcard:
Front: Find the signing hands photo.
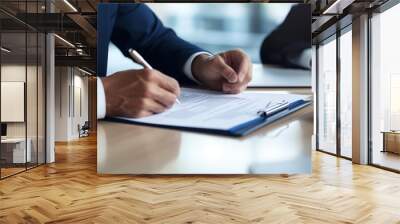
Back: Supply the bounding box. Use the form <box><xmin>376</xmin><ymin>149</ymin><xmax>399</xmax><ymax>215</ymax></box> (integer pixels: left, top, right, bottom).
<box><xmin>101</xmin><ymin>49</ymin><xmax>252</xmax><ymax>118</ymax></box>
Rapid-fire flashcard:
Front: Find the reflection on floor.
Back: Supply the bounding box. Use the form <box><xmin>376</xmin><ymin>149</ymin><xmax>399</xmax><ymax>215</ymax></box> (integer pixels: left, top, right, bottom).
<box><xmin>0</xmin><ymin>167</ymin><xmax>25</xmax><ymax>178</ymax></box>
<box><xmin>0</xmin><ymin>135</ymin><xmax>400</xmax><ymax>223</ymax></box>
<box><xmin>340</xmin><ymin>147</ymin><xmax>352</xmax><ymax>159</ymax></box>
<box><xmin>373</xmin><ymin>150</ymin><xmax>400</xmax><ymax>171</ymax></box>
<box><xmin>0</xmin><ymin>162</ymin><xmax>43</xmax><ymax>179</ymax></box>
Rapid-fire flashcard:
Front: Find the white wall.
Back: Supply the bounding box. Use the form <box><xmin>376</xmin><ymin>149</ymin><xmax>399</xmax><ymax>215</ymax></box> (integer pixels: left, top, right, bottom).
<box><xmin>1</xmin><ymin>65</ymin><xmax>40</xmax><ymax>138</ymax></box>
<box><xmin>54</xmin><ymin>67</ymin><xmax>89</xmax><ymax>141</ymax></box>
<box><xmin>55</xmin><ymin>66</ymin><xmax>69</xmax><ymax>141</ymax></box>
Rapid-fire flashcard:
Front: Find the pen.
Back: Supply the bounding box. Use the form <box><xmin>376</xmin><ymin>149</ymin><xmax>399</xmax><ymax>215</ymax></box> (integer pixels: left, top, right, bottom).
<box><xmin>128</xmin><ymin>49</ymin><xmax>181</xmax><ymax>104</ymax></box>
<box><xmin>257</xmin><ymin>100</ymin><xmax>289</xmax><ymax>118</ymax></box>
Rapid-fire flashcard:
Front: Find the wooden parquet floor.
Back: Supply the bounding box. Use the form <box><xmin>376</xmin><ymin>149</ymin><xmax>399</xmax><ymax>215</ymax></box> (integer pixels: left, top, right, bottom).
<box><xmin>1</xmin><ymin>135</ymin><xmax>400</xmax><ymax>224</ymax></box>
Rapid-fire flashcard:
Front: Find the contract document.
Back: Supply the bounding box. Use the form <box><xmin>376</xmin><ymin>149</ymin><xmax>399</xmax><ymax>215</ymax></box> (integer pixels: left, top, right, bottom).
<box><xmin>111</xmin><ymin>88</ymin><xmax>311</xmax><ymax>136</ymax></box>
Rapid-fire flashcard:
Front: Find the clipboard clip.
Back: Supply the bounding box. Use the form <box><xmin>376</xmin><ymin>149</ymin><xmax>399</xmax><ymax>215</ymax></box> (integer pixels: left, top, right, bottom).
<box><xmin>257</xmin><ymin>100</ymin><xmax>289</xmax><ymax>118</ymax></box>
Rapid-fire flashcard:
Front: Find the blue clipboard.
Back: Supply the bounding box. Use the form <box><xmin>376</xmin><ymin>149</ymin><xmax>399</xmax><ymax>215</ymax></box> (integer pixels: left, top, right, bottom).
<box><xmin>106</xmin><ymin>99</ymin><xmax>311</xmax><ymax>137</ymax></box>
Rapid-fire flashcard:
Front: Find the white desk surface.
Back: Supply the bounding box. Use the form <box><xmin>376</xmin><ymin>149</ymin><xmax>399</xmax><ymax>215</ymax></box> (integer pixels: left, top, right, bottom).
<box><xmin>1</xmin><ymin>138</ymin><xmax>26</xmax><ymax>144</ymax></box>
<box><xmin>249</xmin><ymin>64</ymin><xmax>311</xmax><ymax>88</ymax></box>
<box><xmin>97</xmin><ymin>88</ymin><xmax>313</xmax><ymax>175</ymax></box>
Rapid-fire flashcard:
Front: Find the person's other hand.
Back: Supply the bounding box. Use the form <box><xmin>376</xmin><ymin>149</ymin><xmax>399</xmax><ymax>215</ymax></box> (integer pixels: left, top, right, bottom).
<box><xmin>101</xmin><ymin>69</ymin><xmax>180</xmax><ymax>118</ymax></box>
<box><xmin>191</xmin><ymin>49</ymin><xmax>252</xmax><ymax>94</ymax></box>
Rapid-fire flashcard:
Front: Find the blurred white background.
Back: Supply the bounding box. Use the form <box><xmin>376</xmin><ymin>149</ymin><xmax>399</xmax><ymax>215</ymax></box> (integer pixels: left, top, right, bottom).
<box><xmin>148</xmin><ymin>3</ymin><xmax>295</xmax><ymax>63</ymax></box>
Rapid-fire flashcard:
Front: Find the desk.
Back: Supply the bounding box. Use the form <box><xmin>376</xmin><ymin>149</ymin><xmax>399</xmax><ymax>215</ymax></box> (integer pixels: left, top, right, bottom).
<box><xmin>249</xmin><ymin>64</ymin><xmax>311</xmax><ymax>88</ymax></box>
<box><xmin>382</xmin><ymin>131</ymin><xmax>400</xmax><ymax>154</ymax></box>
<box><xmin>1</xmin><ymin>138</ymin><xmax>31</xmax><ymax>164</ymax></box>
<box><xmin>98</xmin><ymin>88</ymin><xmax>313</xmax><ymax>174</ymax></box>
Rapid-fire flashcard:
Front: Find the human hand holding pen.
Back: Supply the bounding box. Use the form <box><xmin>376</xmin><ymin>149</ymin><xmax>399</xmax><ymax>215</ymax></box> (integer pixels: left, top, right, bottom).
<box><xmin>191</xmin><ymin>49</ymin><xmax>252</xmax><ymax>94</ymax></box>
<box><xmin>129</xmin><ymin>49</ymin><xmax>181</xmax><ymax>104</ymax></box>
<box><xmin>101</xmin><ymin>50</ymin><xmax>180</xmax><ymax>118</ymax></box>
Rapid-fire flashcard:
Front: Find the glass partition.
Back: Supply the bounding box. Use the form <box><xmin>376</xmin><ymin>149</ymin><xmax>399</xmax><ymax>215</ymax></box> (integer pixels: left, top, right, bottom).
<box><xmin>38</xmin><ymin>32</ymin><xmax>45</xmax><ymax>165</ymax></box>
<box><xmin>1</xmin><ymin>30</ymin><xmax>28</xmax><ymax>177</ymax></box>
<box><xmin>0</xmin><ymin>1</ymin><xmax>46</xmax><ymax>179</ymax></box>
<box><xmin>27</xmin><ymin>30</ymin><xmax>38</xmax><ymax>169</ymax></box>
<box><xmin>317</xmin><ymin>36</ymin><xmax>337</xmax><ymax>155</ymax></box>
<box><xmin>26</xmin><ymin>0</ymin><xmax>46</xmax><ymax>169</ymax></box>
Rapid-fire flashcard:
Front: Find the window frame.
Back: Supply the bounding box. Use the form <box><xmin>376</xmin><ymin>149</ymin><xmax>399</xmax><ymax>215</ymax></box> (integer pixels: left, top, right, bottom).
<box><xmin>315</xmin><ymin>22</ymin><xmax>352</xmax><ymax>160</ymax></box>
<box><xmin>367</xmin><ymin>0</ymin><xmax>400</xmax><ymax>173</ymax></box>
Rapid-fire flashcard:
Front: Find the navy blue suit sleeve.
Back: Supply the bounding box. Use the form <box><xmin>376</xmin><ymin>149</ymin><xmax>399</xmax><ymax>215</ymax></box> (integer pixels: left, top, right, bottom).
<box><xmin>110</xmin><ymin>4</ymin><xmax>204</xmax><ymax>84</ymax></box>
<box><xmin>260</xmin><ymin>4</ymin><xmax>311</xmax><ymax>69</ymax></box>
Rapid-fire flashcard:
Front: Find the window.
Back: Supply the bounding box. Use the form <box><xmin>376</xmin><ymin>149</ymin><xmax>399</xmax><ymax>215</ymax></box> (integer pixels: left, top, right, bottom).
<box><xmin>316</xmin><ymin>24</ymin><xmax>354</xmax><ymax>159</ymax></box>
<box><xmin>339</xmin><ymin>28</ymin><xmax>352</xmax><ymax>158</ymax></box>
<box><xmin>370</xmin><ymin>2</ymin><xmax>400</xmax><ymax>171</ymax></box>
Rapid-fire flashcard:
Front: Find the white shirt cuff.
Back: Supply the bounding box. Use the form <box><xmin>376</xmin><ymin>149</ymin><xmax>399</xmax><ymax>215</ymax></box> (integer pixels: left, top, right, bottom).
<box><xmin>294</xmin><ymin>48</ymin><xmax>312</xmax><ymax>69</ymax></box>
<box><xmin>97</xmin><ymin>78</ymin><xmax>107</xmax><ymax>119</ymax></box>
<box><xmin>183</xmin><ymin>51</ymin><xmax>213</xmax><ymax>84</ymax></box>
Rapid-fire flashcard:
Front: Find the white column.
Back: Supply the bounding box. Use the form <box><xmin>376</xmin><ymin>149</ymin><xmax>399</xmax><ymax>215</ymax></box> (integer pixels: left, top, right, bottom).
<box><xmin>46</xmin><ymin>33</ymin><xmax>55</xmax><ymax>163</ymax></box>
<box><xmin>352</xmin><ymin>14</ymin><xmax>369</xmax><ymax>164</ymax></box>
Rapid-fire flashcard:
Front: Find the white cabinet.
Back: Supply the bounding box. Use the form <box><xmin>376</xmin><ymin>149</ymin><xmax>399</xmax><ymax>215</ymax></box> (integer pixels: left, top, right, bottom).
<box><xmin>1</xmin><ymin>138</ymin><xmax>31</xmax><ymax>163</ymax></box>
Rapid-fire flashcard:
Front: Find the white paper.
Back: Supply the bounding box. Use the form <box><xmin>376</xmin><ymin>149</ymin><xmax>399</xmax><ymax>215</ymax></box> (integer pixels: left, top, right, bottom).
<box><xmin>116</xmin><ymin>88</ymin><xmax>310</xmax><ymax>130</ymax></box>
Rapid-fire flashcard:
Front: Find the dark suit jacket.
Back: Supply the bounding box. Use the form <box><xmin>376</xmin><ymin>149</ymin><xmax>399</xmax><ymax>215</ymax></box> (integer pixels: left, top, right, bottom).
<box><xmin>260</xmin><ymin>4</ymin><xmax>311</xmax><ymax>69</ymax></box>
<box><xmin>97</xmin><ymin>3</ymin><xmax>204</xmax><ymax>84</ymax></box>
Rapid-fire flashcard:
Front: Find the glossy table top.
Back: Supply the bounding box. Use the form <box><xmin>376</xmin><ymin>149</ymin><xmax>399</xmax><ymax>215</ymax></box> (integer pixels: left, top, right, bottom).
<box><xmin>97</xmin><ymin>88</ymin><xmax>313</xmax><ymax>174</ymax></box>
<box><xmin>249</xmin><ymin>64</ymin><xmax>311</xmax><ymax>88</ymax></box>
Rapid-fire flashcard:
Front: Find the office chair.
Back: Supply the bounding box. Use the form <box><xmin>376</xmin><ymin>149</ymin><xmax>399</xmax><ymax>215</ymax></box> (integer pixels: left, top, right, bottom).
<box><xmin>78</xmin><ymin>121</ymin><xmax>90</xmax><ymax>138</ymax></box>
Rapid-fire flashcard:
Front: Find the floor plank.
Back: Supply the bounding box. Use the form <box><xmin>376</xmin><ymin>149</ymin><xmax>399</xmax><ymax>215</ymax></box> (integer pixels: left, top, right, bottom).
<box><xmin>0</xmin><ymin>135</ymin><xmax>400</xmax><ymax>224</ymax></box>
